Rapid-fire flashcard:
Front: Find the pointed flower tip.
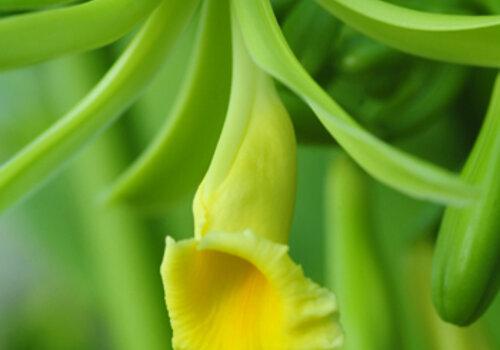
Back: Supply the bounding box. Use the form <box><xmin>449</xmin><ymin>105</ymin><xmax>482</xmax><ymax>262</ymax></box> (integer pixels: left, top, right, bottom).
<box><xmin>161</xmin><ymin>230</ymin><xmax>343</xmax><ymax>350</ymax></box>
<box><xmin>165</xmin><ymin>236</ymin><xmax>177</xmax><ymax>247</ymax></box>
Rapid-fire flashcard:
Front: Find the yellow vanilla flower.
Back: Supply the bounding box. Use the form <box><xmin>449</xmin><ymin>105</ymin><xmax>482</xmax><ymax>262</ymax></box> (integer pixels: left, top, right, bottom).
<box><xmin>161</xmin><ymin>25</ymin><xmax>342</xmax><ymax>350</ymax></box>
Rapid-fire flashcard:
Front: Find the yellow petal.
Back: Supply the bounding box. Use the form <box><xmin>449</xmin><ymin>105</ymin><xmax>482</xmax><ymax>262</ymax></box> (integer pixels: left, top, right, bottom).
<box><xmin>161</xmin><ymin>230</ymin><xmax>343</xmax><ymax>350</ymax></box>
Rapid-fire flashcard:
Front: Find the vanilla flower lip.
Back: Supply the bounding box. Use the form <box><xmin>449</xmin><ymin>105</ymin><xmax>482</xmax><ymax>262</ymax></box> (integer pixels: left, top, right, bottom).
<box><xmin>162</xmin><ymin>231</ymin><xmax>342</xmax><ymax>350</ymax></box>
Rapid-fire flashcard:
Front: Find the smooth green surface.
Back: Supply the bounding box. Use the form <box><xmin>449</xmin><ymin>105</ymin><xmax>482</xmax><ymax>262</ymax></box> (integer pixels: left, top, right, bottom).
<box><xmin>0</xmin><ymin>0</ymin><xmax>75</xmax><ymax>10</ymax></box>
<box><xmin>108</xmin><ymin>0</ymin><xmax>231</xmax><ymax>212</ymax></box>
<box><xmin>0</xmin><ymin>0</ymin><xmax>162</xmax><ymax>70</ymax></box>
<box><xmin>0</xmin><ymin>0</ymin><xmax>200</xmax><ymax>213</ymax></box>
<box><xmin>326</xmin><ymin>154</ymin><xmax>399</xmax><ymax>350</ymax></box>
<box><xmin>432</xmin><ymin>73</ymin><xmax>500</xmax><ymax>325</ymax></box>
<box><xmin>233</xmin><ymin>0</ymin><xmax>476</xmax><ymax>206</ymax></box>
<box><xmin>317</xmin><ymin>0</ymin><xmax>500</xmax><ymax>67</ymax></box>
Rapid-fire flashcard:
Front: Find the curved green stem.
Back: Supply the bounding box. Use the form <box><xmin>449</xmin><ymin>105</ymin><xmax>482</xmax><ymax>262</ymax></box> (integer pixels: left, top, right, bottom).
<box><xmin>0</xmin><ymin>0</ymin><xmax>200</xmax><ymax>213</ymax></box>
<box><xmin>317</xmin><ymin>0</ymin><xmax>500</xmax><ymax>67</ymax></box>
<box><xmin>0</xmin><ymin>0</ymin><xmax>161</xmax><ymax>70</ymax></box>
<box><xmin>233</xmin><ymin>0</ymin><xmax>477</xmax><ymax>206</ymax></box>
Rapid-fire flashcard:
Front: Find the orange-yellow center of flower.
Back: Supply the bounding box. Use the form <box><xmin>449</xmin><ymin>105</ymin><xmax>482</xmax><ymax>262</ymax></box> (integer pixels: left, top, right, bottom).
<box><xmin>169</xmin><ymin>248</ymin><xmax>285</xmax><ymax>349</ymax></box>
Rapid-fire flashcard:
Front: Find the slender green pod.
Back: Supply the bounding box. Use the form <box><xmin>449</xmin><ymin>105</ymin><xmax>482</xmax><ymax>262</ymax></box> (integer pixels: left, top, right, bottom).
<box><xmin>325</xmin><ymin>153</ymin><xmax>399</xmax><ymax>350</ymax></box>
<box><xmin>432</xmin><ymin>73</ymin><xmax>500</xmax><ymax>325</ymax></box>
<box><xmin>0</xmin><ymin>0</ymin><xmax>200</xmax><ymax>213</ymax></box>
<box><xmin>0</xmin><ymin>0</ymin><xmax>161</xmax><ymax>70</ymax></box>
<box><xmin>107</xmin><ymin>0</ymin><xmax>231</xmax><ymax>212</ymax></box>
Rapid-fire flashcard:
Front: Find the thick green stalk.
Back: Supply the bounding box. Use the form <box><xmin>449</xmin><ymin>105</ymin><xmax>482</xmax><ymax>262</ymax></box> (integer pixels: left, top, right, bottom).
<box><xmin>0</xmin><ymin>0</ymin><xmax>199</xmax><ymax>214</ymax></box>
<box><xmin>432</xmin><ymin>73</ymin><xmax>500</xmax><ymax>325</ymax></box>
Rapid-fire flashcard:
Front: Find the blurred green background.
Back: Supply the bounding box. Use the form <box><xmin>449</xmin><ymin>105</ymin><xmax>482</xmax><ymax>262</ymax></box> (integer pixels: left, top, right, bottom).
<box><xmin>1</xmin><ymin>0</ymin><xmax>500</xmax><ymax>349</ymax></box>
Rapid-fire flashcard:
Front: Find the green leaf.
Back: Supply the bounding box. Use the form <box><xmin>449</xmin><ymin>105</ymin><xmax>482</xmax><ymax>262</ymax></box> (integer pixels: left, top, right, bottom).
<box><xmin>107</xmin><ymin>0</ymin><xmax>231</xmax><ymax>213</ymax></box>
<box><xmin>317</xmin><ymin>0</ymin><xmax>500</xmax><ymax>67</ymax></box>
<box><xmin>432</xmin><ymin>72</ymin><xmax>500</xmax><ymax>326</ymax></box>
<box><xmin>0</xmin><ymin>0</ymin><xmax>200</xmax><ymax>213</ymax></box>
<box><xmin>0</xmin><ymin>0</ymin><xmax>161</xmax><ymax>70</ymax></box>
<box><xmin>232</xmin><ymin>0</ymin><xmax>477</xmax><ymax>206</ymax></box>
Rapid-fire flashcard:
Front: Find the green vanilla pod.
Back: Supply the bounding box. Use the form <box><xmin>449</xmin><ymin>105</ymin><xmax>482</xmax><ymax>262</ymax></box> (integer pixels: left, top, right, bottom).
<box><xmin>432</xmin><ymin>73</ymin><xmax>500</xmax><ymax>326</ymax></box>
<box><xmin>325</xmin><ymin>153</ymin><xmax>399</xmax><ymax>350</ymax></box>
<box><xmin>407</xmin><ymin>243</ymin><xmax>494</xmax><ymax>350</ymax></box>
